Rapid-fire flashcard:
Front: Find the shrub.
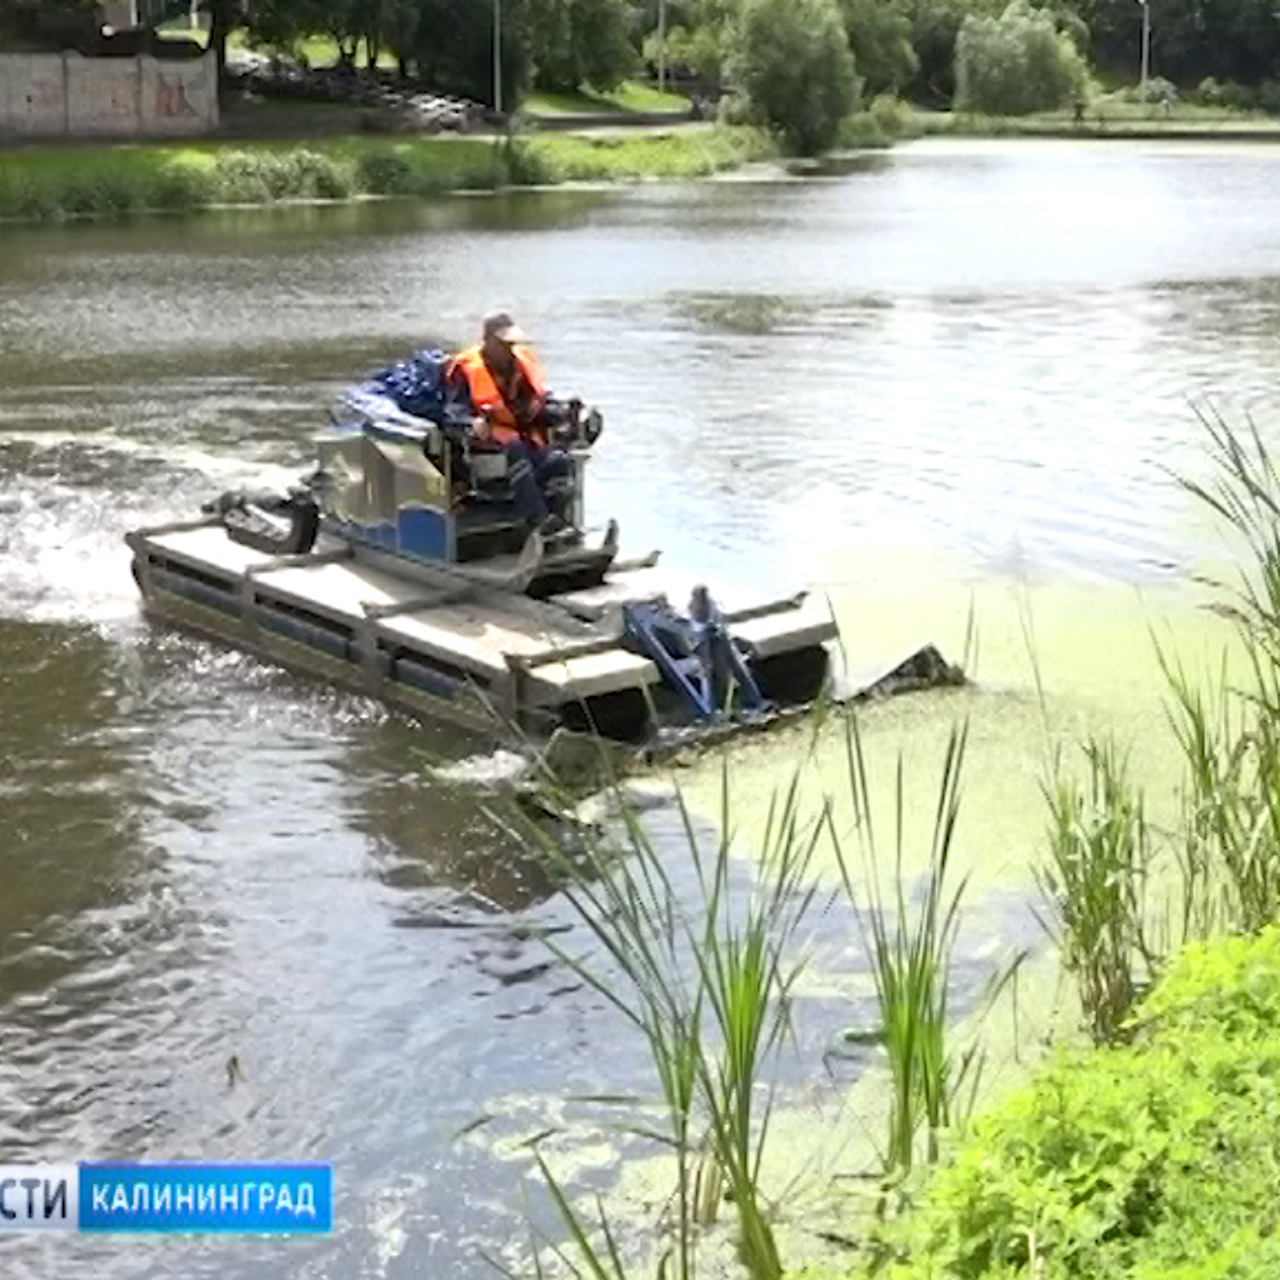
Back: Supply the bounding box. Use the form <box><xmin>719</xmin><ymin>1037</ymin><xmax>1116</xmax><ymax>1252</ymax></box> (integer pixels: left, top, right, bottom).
<box><xmin>146</xmin><ymin>158</ymin><xmax>214</xmax><ymax>212</ymax></box>
<box><xmin>869</xmin><ymin>92</ymin><xmax>917</xmax><ymax>138</ymax></box>
<box><xmin>1196</xmin><ymin>76</ymin><xmax>1226</xmax><ymax>107</ymax></box>
<box><xmin>213</xmin><ymin>151</ymin><xmax>275</xmax><ymax>204</ymax></box>
<box><xmin>1256</xmin><ymin>79</ymin><xmax>1280</xmax><ymax>114</ymax></box>
<box><xmin>1136</xmin><ymin>74</ymin><xmax>1178</xmax><ymax>106</ymax></box>
<box><xmin>1038</xmin><ymin>738</ymin><xmax>1156</xmax><ymax>1045</ymax></box>
<box><xmin>954</xmin><ymin>0</ymin><xmax>1088</xmax><ymax>116</ymax></box>
<box><xmin>355</xmin><ymin>148</ymin><xmax>416</xmax><ymax>195</ymax></box>
<box><xmin>500</xmin><ymin>135</ymin><xmax>561</xmax><ymax>185</ymax></box>
<box><xmin>870</xmin><ymin>927</ymin><xmax>1280</xmax><ymax>1279</ymax></box>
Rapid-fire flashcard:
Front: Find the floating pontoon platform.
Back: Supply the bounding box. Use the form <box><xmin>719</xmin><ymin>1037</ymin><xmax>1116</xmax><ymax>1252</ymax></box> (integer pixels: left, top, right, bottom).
<box><xmin>126</xmin><ymin>518</ymin><xmax>847</xmax><ymax>748</ymax></box>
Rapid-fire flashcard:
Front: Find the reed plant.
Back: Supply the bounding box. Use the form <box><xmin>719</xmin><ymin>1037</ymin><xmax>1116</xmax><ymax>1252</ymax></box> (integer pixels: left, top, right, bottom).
<box><xmin>1179</xmin><ymin>407</ymin><xmax>1280</xmax><ymax>651</ymax></box>
<box><xmin>1036</xmin><ymin>736</ymin><xmax>1156</xmax><ymax>1044</ymax></box>
<box><xmin>1164</xmin><ymin>408</ymin><xmax>1280</xmax><ymax>936</ymax></box>
<box><xmin>826</xmin><ymin>714</ymin><xmax>981</xmax><ymax>1181</ymax></box>
<box><xmin>512</xmin><ymin>758</ymin><xmax>828</xmax><ymax>1280</ymax></box>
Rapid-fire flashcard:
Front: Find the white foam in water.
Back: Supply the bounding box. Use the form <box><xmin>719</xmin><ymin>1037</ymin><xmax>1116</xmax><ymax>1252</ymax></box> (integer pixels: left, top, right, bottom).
<box><xmin>431</xmin><ymin>750</ymin><xmax>533</xmax><ymax>786</ymax></box>
<box><xmin>0</xmin><ymin>481</ymin><xmax>143</xmax><ymax>626</ymax></box>
<box><xmin>0</xmin><ymin>430</ymin><xmax>304</xmax><ymax>629</ymax></box>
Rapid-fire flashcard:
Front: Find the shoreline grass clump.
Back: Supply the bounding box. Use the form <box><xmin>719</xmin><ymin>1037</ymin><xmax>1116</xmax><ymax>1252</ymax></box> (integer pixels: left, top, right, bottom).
<box><xmin>500</xmin><ymin>705</ymin><xmax>1008</xmax><ymax>1279</ymax></box>
<box><xmin>1166</xmin><ymin>409</ymin><xmax>1280</xmax><ymax>938</ymax></box>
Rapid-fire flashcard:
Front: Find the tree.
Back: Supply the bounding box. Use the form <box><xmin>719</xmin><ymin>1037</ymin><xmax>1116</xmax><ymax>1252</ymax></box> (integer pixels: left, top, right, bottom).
<box><xmin>201</xmin><ymin>0</ymin><xmax>246</xmax><ymax>81</ymax></box>
<box><xmin>643</xmin><ymin>21</ymin><xmax>725</xmax><ymax>88</ymax></box>
<box><xmin>408</xmin><ymin>0</ymin><xmax>533</xmax><ymax>107</ymax></box>
<box><xmin>243</xmin><ymin>0</ymin><xmax>422</xmax><ymax>72</ymax></box>
<box><xmin>904</xmin><ymin>0</ymin><xmax>989</xmax><ymax>106</ymax></box>
<box><xmin>726</xmin><ymin>0</ymin><xmax>859</xmax><ymax>153</ymax></box>
<box><xmin>839</xmin><ymin>0</ymin><xmax>918</xmax><ymax>97</ymax></box>
<box><xmin>241</xmin><ymin>0</ymin><xmax>328</xmax><ymax>54</ymax></box>
<box><xmin>640</xmin><ymin>0</ymin><xmax>740</xmax><ymax>90</ymax></box>
<box><xmin>529</xmin><ymin>0</ymin><xmax>636</xmax><ymax>93</ymax></box>
<box><xmin>0</xmin><ymin>0</ymin><xmax>98</xmax><ymax>51</ymax></box>
<box><xmin>954</xmin><ymin>0</ymin><xmax>1087</xmax><ymax>114</ymax></box>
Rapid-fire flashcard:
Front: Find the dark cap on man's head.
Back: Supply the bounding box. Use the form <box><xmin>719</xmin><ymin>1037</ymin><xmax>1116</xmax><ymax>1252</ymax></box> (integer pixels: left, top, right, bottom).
<box><xmin>482</xmin><ymin>312</ymin><xmax>526</xmax><ymax>343</ymax></box>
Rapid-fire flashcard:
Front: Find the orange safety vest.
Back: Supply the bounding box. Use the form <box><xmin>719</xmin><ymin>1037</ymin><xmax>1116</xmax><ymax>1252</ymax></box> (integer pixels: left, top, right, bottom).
<box><xmin>447</xmin><ymin>345</ymin><xmax>548</xmax><ymax>446</ymax></box>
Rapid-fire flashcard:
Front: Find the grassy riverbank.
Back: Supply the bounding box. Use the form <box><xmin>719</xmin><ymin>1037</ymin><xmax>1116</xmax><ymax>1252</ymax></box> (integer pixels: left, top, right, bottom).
<box><xmin>6</xmin><ymin>97</ymin><xmax>1278</xmax><ymax>225</ymax></box>
<box><xmin>919</xmin><ymin>96</ymin><xmax>1280</xmax><ymax>140</ymax></box>
<box><xmin>0</xmin><ymin>127</ymin><xmax>773</xmax><ymax>223</ymax></box>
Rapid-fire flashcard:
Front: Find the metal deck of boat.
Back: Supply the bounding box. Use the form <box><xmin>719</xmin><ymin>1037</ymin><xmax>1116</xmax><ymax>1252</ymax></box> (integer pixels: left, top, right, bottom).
<box><xmin>127</xmin><ymin>520</ymin><xmax>839</xmax><ymax>743</ymax></box>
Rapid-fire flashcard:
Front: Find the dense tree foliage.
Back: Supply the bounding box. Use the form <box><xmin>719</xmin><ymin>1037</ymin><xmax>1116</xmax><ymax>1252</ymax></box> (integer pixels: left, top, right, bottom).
<box><xmin>839</xmin><ymin>0</ymin><xmax>918</xmax><ymax>98</ymax></box>
<box><xmin>0</xmin><ymin>0</ymin><xmax>100</xmax><ymax>52</ymax></box>
<box><xmin>955</xmin><ymin>0</ymin><xmax>1087</xmax><ymax>113</ymax></box>
<box><xmin>528</xmin><ymin>0</ymin><xmax>635</xmax><ymax>92</ymax></box>
<box><xmin>725</xmin><ymin>0</ymin><xmax>860</xmax><ymax>153</ymax></box>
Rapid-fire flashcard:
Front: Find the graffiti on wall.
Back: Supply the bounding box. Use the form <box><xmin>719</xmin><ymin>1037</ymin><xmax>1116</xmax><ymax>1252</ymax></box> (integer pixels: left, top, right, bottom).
<box><xmin>154</xmin><ymin>74</ymin><xmax>195</xmax><ymax>118</ymax></box>
<box><xmin>0</xmin><ymin>53</ymin><xmax>217</xmax><ymax>136</ymax></box>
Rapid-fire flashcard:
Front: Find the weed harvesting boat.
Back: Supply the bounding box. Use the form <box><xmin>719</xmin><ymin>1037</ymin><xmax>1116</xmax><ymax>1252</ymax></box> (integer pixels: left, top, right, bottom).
<box><xmin>125</xmin><ymin>353</ymin><xmax>962</xmax><ymax>769</ymax></box>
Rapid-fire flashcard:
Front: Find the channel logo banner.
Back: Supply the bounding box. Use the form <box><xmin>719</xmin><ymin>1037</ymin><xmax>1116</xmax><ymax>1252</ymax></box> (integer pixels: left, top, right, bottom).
<box><xmin>0</xmin><ymin>1163</ymin><xmax>332</xmax><ymax>1233</ymax></box>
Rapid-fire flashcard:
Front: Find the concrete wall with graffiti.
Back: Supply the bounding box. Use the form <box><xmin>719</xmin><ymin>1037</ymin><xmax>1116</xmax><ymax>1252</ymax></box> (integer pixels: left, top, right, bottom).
<box><xmin>0</xmin><ymin>53</ymin><xmax>218</xmax><ymax>137</ymax></box>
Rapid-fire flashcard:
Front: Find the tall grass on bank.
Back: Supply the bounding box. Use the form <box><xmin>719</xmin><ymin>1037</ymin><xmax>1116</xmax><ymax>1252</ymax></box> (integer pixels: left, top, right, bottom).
<box><xmin>827</xmin><ymin>717</ymin><xmax>985</xmax><ymax>1183</ymax></box>
<box><xmin>508</xmin><ymin>127</ymin><xmax>774</xmax><ymax>184</ymax></box>
<box><xmin>0</xmin><ymin>139</ymin><xmax>506</xmax><ymax>221</ymax></box>
<box><xmin>511</xmin><ymin>707</ymin><xmax>1002</xmax><ymax>1275</ymax></box>
<box><xmin>1168</xmin><ymin>410</ymin><xmax>1280</xmax><ymax>936</ymax></box>
<box><xmin>0</xmin><ymin>127</ymin><xmax>773</xmax><ymax>224</ymax></box>
<box><xmin>1180</xmin><ymin>408</ymin><xmax>1280</xmax><ymax>653</ymax></box>
<box><xmin>1157</xmin><ymin>650</ymin><xmax>1280</xmax><ymax>941</ymax></box>
<box><xmin>1033</xmin><ymin>412</ymin><xmax>1280</xmax><ymax>1047</ymax></box>
<box><xmin>516</xmin><ymin>762</ymin><xmax>827</xmax><ymax>1280</ymax></box>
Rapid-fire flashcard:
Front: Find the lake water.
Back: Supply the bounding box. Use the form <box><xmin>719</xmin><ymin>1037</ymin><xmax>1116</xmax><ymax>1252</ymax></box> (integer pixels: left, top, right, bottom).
<box><xmin>1</xmin><ymin>136</ymin><xmax>1278</xmax><ymax>1277</ymax></box>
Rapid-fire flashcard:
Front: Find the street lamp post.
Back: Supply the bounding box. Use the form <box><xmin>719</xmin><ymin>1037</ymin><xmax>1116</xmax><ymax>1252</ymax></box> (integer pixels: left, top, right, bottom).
<box><xmin>657</xmin><ymin>0</ymin><xmax>666</xmax><ymax>94</ymax></box>
<box><xmin>1138</xmin><ymin>0</ymin><xmax>1151</xmax><ymax>105</ymax></box>
<box><xmin>493</xmin><ymin>0</ymin><xmax>503</xmax><ymax>116</ymax></box>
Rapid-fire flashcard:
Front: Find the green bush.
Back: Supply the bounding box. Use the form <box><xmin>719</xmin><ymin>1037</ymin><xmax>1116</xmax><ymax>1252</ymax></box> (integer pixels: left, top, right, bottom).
<box><xmin>869</xmin><ymin>92</ymin><xmax>918</xmax><ymax>138</ymax></box>
<box><xmin>500</xmin><ymin>135</ymin><xmax>562</xmax><ymax>185</ymax></box>
<box><xmin>1256</xmin><ymin>80</ymin><xmax>1280</xmax><ymax>114</ymax></box>
<box><xmin>862</xmin><ymin>926</ymin><xmax>1280</xmax><ymax>1279</ymax></box>
<box><xmin>954</xmin><ymin>1</ymin><xmax>1088</xmax><ymax>116</ymax></box>
<box><xmin>145</xmin><ymin>158</ymin><xmax>214</xmax><ymax>212</ymax></box>
<box><xmin>838</xmin><ymin>95</ymin><xmax>922</xmax><ymax>149</ymax></box>
<box><xmin>213</xmin><ymin>150</ymin><xmax>276</xmax><ymax>204</ymax></box>
<box><xmin>1124</xmin><ymin>75</ymin><xmax>1179</xmax><ymax>106</ymax></box>
<box><xmin>354</xmin><ymin>148</ymin><xmax>416</xmax><ymax>195</ymax></box>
